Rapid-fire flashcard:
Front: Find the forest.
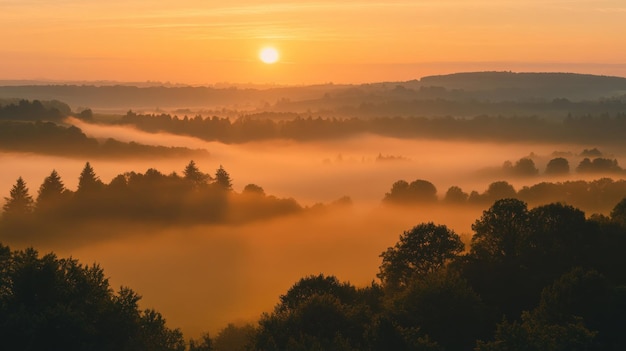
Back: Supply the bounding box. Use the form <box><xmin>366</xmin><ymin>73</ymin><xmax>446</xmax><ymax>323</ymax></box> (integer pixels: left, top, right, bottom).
<box><xmin>383</xmin><ymin>152</ymin><xmax>626</xmax><ymax>214</ymax></box>
<box><xmin>2</xmin><ymin>71</ymin><xmax>626</xmax><ymax>350</ymax></box>
<box><xmin>116</xmin><ymin>110</ymin><xmax>626</xmax><ymax>144</ymax></box>
<box><xmin>5</xmin><ymin>156</ymin><xmax>626</xmax><ymax>242</ymax></box>
<box><xmin>0</xmin><ymin>161</ymin><xmax>305</xmax><ymax>244</ymax></box>
<box><xmin>2</xmin><ymin>196</ymin><xmax>626</xmax><ymax>350</ymax></box>
<box><xmin>3</xmin><ymin>160</ymin><xmax>626</xmax><ymax>349</ymax></box>
<box><xmin>0</xmin><ymin>101</ymin><xmax>206</xmax><ymax>158</ymax></box>
<box><xmin>2</xmin><ymin>72</ymin><xmax>626</xmax><ymax>113</ymax></box>
<box><xmin>248</xmin><ymin>196</ymin><xmax>626</xmax><ymax>350</ymax></box>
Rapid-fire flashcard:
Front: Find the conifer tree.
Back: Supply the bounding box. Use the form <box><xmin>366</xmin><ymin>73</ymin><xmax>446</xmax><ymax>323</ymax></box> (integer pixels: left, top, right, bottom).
<box><xmin>37</xmin><ymin>170</ymin><xmax>65</xmax><ymax>204</ymax></box>
<box><xmin>183</xmin><ymin>160</ymin><xmax>209</xmax><ymax>186</ymax></box>
<box><xmin>214</xmin><ymin>165</ymin><xmax>232</xmax><ymax>191</ymax></box>
<box><xmin>77</xmin><ymin>162</ymin><xmax>103</xmax><ymax>194</ymax></box>
<box><xmin>2</xmin><ymin>177</ymin><xmax>34</xmax><ymax>219</ymax></box>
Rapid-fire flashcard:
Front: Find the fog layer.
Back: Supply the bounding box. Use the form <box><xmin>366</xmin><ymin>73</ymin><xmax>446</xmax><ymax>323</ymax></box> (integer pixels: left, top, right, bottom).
<box><xmin>2</xmin><ymin>126</ymin><xmax>626</xmax><ymax>337</ymax></box>
<box><xmin>26</xmin><ymin>204</ymin><xmax>477</xmax><ymax>338</ymax></box>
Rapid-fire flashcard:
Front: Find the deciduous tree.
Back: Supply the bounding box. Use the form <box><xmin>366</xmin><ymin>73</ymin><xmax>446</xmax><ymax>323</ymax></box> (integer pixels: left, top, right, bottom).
<box><xmin>378</xmin><ymin>223</ymin><xmax>464</xmax><ymax>290</ymax></box>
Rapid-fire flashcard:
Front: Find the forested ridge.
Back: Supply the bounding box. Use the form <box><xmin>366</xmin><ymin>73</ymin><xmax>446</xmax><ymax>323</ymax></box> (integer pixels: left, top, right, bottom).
<box><xmin>0</xmin><ymin>99</ymin><xmax>71</xmax><ymax>121</ymax></box>
<box><xmin>3</xmin><ymin>98</ymin><xmax>626</xmax><ymax>147</ymax></box>
<box><xmin>2</xmin><ymin>72</ymin><xmax>626</xmax><ymax>111</ymax></box>
<box><xmin>118</xmin><ymin>110</ymin><xmax>626</xmax><ymax>144</ymax></box>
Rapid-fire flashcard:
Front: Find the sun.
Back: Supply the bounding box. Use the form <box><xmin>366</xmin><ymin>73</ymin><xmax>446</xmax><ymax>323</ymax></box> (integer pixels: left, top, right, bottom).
<box><xmin>259</xmin><ymin>47</ymin><xmax>279</xmax><ymax>64</ymax></box>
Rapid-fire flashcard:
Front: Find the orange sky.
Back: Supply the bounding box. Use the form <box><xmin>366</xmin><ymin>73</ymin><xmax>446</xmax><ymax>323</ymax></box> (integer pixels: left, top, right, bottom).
<box><xmin>1</xmin><ymin>0</ymin><xmax>625</xmax><ymax>85</ymax></box>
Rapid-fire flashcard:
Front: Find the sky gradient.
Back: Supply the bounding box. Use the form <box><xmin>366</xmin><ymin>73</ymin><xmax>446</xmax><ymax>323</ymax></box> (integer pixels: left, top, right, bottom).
<box><xmin>1</xmin><ymin>0</ymin><xmax>625</xmax><ymax>85</ymax></box>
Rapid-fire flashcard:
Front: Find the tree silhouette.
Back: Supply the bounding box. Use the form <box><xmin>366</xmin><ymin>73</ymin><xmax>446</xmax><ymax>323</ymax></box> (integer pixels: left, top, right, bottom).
<box><xmin>388</xmin><ymin>271</ymin><xmax>487</xmax><ymax>351</ymax></box>
<box><xmin>188</xmin><ymin>333</ymin><xmax>213</xmax><ymax>351</ymax></box>
<box><xmin>577</xmin><ymin>157</ymin><xmax>623</xmax><ymax>173</ymax></box>
<box><xmin>444</xmin><ymin>186</ymin><xmax>468</xmax><ymax>203</ymax></box>
<box><xmin>527</xmin><ymin>203</ymin><xmax>591</xmax><ymax>268</ymax></box>
<box><xmin>243</xmin><ymin>183</ymin><xmax>265</xmax><ymax>196</ymax></box>
<box><xmin>383</xmin><ymin>179</ymin><xmax>437</xmax><ymax>204</ymax></box>
<box><xmin>36</xmin><ymin>170</ymin><xmax>67</xmax><ymax>212</ymax></box>
<box><xmin>470</xmin><ymin>198</ymin><xmax>530</xmax><ymax>261</ymax></box>
<box><xmin>511</xmin><ymin>157</ymin><xmax>539</xmax><ymax>177</ymax></box>
<box><xmin>2</xmin><ymin>177</ymin><xmax>34</xmax><ymax>220</ymax></box>
<box><xmin>378</xmin><ymin>222</ymin><xmax>464</xmax><ymax>290</ymax></box>
<box><xmin>483</xmin><ymin>181</ymin><xmax>517</xmax><ymax>204</ymax></box>
<box><xmin>183</xmin><ymin>160</ymin><xmax>209</xmax><ymax>186</ymax></box>
<box><xmin>136</xmin><ymin>309</ymin><xmax>186</xmax><ymax>351</ymax></box>
<box><xmin>384</xmin><ymin>180</ymin><xmax>410</xmax><ymax>203</ymax></box>
<box><xmin>276</xmin><ymin>274</ymin><xmax>358</xmax><ymax>313</ymax></box>
<box><xmin>214</xmin><ymin>165</ymin><xmax>232</xmax><ymax>191</ymax></box>
<box><xmin>545</xmin><ymin>157</ymin><xmax>570</xmax><ymax>175</ymax></box>
<box><xmin>254</xmin><ymin>275</ymin><xmax>374</xmax><ymax>351</ymax></box>
<box><xmin>0</xmin><ymin>245</ymin><xmax>186</xmax><ymax>350</ymax></box>
<box><xmin>610</xmin><ymin>198</ymin><xmax>626</xmax><ymax>227</ymax></box>
<box><xmin>408</xmin><ymin>180</ymin><xmax>437</xmax><ymax>202</ymax></box>
<box><xmin>476</xmin><ymin>268</ymin><xmax>616</xmax><ymax>351</ymax></box>
<box><xmin>212</xmin><ymin>323</ymin><xmax>256</xmax><ymax>351</ymax></box>
<box><xmin>475</xmin><ymin>312</ymin><xmax>595</xmax><ymax>351</ymax></box>
<box><xmin>76</xmin><ymin>162</ymin><xmax>103</xmax><ymax>195</ymax></box>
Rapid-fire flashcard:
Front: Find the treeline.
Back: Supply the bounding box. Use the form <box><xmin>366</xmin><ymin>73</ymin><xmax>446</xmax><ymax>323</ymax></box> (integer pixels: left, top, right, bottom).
<box><xmin>0</xmin><ymin>244</ymin><xmax>187</xmax><ymax>351</ymax></box>
<box><xmin>0</xmin><ymin>120</ymin><xmax>207</xmax><ymax>159</ymax></box>
<box><xmin>3</xmin><ymin>72</ymin><xmax>626</xmax><ymax>113</ymax></box>
<box><xmin>384</xmin><ymin>177</ymin><xmax>626</xmax><ymax>215</ymax></box>
<box><xmin>497</xmin><ymin>153</ymin><xmax>625</xmax><ymax>178</ymax></box>
<box><xmin>274</xmin><ymin>93</ymin><xmax>626</xmax><ymax>119</ymax></box>
<box><xmin>118</xmin><ymin>111</ymin><xmax>626</xmax><ymax>144</ymax></box>
<box><xmin>0</xmin><ymin>99</ymin><xmax>72</xmax><ymax>122</ymax></box>
<box><xmin>244</xmin><ymin>199</ymin><xmax>626</xmax><ymax>350</ymax></box>
<box><xmin>0</xmin><ymin>161</ymin><xmax>301</xmax><ymax>242</ymax></box>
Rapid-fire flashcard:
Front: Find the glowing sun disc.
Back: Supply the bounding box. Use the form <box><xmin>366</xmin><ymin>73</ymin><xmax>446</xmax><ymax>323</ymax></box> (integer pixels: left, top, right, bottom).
<box><xmin>259</xmin><ymin>47</ymin><xmax>279</xmax><ymax>64</ymax></box>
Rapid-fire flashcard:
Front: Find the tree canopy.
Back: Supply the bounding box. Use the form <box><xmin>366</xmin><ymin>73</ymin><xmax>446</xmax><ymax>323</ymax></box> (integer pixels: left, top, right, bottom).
<box><xmin>0</xmin><ymin>244</ymin><xmax>185</xmax><ymax>351</ymax></box>
<box><xmin>378</xmin><ymin>223</ymin><xmax>464</xmax><ymax>290</ymax></box>
<box><xmin>252</xmin><ymin>197</ymin><xmax>626</xmax><ymax>350</ymax></box>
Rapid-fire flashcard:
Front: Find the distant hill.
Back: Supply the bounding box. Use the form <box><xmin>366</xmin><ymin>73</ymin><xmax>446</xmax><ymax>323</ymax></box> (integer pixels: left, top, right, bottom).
<box><xmin>418</xmin><ymin>71</ymin><xmax>626</xmax><ymax>100</ymax></box>
<box><xmin>0</xmin><ymin>72</ymin><xmax>625</xmax><ymax>112</ymax></box>
<box><xmin>0</xmin><ymin>84</ymin><xmax>350</xmax><ymax>112</ymax></box>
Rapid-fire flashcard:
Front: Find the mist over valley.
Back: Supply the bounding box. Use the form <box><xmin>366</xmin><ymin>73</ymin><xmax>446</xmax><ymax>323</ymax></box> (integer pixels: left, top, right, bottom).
<box><xmin>2</xmin><ymin>72</ymin><xmax>626</xmax><ymax>349</ymax></box>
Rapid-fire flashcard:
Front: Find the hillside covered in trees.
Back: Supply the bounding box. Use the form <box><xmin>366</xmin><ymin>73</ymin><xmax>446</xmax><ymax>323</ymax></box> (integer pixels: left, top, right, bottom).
<box><xmin>2</xmin><ymin>72</ymin><xmax>626</xmax><ymax>113</ymax></box>
<box><xmin>114</xmin><ymin>110</ymin><xmax>626</xmax><ymax>144</ymax></box>
<box><xmin>0</xmin><ymin>100</ymin><xmax>207</xmax><ymax>158</ymax></box>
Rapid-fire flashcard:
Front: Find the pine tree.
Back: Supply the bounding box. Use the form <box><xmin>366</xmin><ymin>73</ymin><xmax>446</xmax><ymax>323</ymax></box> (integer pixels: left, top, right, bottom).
<box><xmin>77</xmin><ymin>162</ymin><xmax>103</xmax><ymax>194</ymax></box>
<box><xmin>3</xmin><ymin>177</ymin><xmax>34</xmax><ymax>219</ymax></box>
<box><xmin>37</xmin><ymin>170</ymin><xmax>65</xmax><ymax>204</ymax></box>
<box><xmin>214</xmin><ymin>165</ymin><xmax>232</xmax><ymax>191</ymax></box>
<box><xmin>183</xmin><ymin>160</ymin><xmax>209</xmax><ymax>186</ymax></box>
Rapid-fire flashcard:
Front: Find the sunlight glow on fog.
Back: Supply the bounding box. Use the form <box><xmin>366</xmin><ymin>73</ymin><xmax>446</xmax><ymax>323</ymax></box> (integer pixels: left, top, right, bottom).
<box><xmin>1</xmin><ymin>121</ymin><xmax>624</xmax><ymax>337</ymax></box>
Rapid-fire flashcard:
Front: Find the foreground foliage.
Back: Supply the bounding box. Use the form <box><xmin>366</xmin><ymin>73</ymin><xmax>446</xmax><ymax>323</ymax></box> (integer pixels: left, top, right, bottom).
<box><xmin>0</xmin><ymin>244</ymin><xmax>185</xmax><ymax>351</ymax></box>
<box><xmin>3</xmin><ymin>193</ymin><xmax>626</xmax><ymax>349</ymax></box>
<box><xmin>253</xmin><ymin>199</ymin><xmax>626</xmax><ymax>350</ymax></box>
